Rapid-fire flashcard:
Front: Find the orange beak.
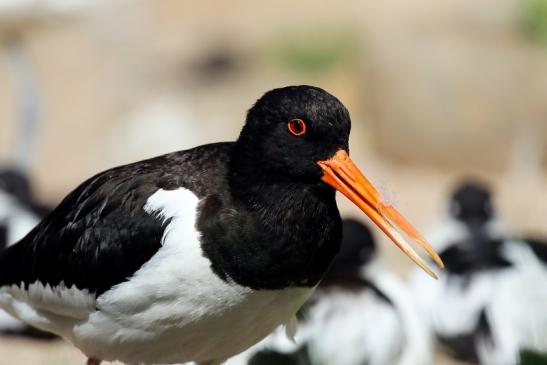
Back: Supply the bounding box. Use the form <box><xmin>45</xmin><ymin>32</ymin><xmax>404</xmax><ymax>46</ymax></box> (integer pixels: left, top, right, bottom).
<box><xmin>318</xmin><ymin>150</ymin><xmax>444</xmax><ymax>279</ymax></box>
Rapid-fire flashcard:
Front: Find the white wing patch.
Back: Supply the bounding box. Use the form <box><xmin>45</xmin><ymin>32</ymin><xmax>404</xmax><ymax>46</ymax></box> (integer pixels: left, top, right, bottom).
<box><xmin>143</xmin><ymin>187</ymin><xmax>199</xmax><ymax>230</ymax></box>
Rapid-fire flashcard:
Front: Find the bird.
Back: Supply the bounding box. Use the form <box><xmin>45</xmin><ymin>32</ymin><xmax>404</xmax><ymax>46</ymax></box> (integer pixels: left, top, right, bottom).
<box><xmin>0</xmin><ymin>168</ymin><xmax>55</xmax><ymax>338</ymax></box>
<box><xmin>409</xmin><ymin>180</ymin><xmax>510</xmax><ymax>363</ymax></box>
<box><xmin>226</xmin><ymin>218</ymin><xmax>433</xmax><ymax>365</ymax></box>
<box><xmin>411</xmin><ymin>180</ymin><xmax>547</xmax><ymax>364</ymax></box>
<box><xmin>0</xmin><ymin>85</ymin><xmax>443</xmax><ymax>365</ymax></box>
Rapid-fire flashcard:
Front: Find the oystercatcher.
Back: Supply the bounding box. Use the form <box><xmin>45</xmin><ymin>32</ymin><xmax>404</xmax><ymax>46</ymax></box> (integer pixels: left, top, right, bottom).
<box><xmin>227</xmin><ymin>219</ymin><xmax>433</xmax><ymax>365</ymax></box>
<box><xmin>410</xmin><ymin>181</ymin><xmax>509</xmax><ymax>362</ymax></box>
<box><xmin>411</xmin><ymin>180</ymin><xmax>547</xmax><ymax>364</ymax></box>
<box><xmin>0</xmin><ymin>86</ymin><xmax>442</xmax><ymax>365</ymax></box>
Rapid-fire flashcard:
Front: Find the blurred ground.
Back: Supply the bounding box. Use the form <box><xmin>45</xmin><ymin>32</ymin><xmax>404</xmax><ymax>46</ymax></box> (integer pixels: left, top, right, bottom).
<box><xmin>1</xmin><ymin>0</ymin><xmax>546</xmax><ymax>364</ymax></box>
<box><xmin>0</xmin><ymin>337</ymin><xmax>471</xmax><ymax>365</ymax></box>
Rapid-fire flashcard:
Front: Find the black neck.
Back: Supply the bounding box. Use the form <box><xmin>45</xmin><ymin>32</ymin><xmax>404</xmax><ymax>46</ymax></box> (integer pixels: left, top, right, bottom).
<box><xmin>197</xmin><ymin>148</ymin><xmax>342</xmax><ymax>289</ymax></box>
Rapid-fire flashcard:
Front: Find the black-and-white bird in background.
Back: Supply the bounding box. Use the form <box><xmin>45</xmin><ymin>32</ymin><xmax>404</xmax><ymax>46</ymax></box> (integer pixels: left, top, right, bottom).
<box><xmin>410</xmin><ymin>180</ymin><xmax>511</xmax><ymax>363</ymax></box>
<box><xmin>411</xmin><ymin>180</ymin><xmax>547</xmax><ymax>364</ymax></box>
<box><xmin>0</xmin><ymin>86</ymin><xmax>443</xmax><ymax>365</ymax></box>
<box><xmin>0</xmin><ymin>168</ymin><xmax>54</xmax><ymax>338</ymax></box>
<box><xmin>226</xmin><ymin>218</ymin><xmax>433</xmax><ymax>365</ymax></box>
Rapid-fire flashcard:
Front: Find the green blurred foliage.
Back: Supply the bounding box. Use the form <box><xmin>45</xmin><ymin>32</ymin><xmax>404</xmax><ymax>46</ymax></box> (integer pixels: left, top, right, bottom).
<box><xmin>271</xmin><ymin>30</ymin><xmax>360</xmax><ymax>74</ymax></box>
<box><xmin>522</xmin><ymin>0</ymin><xmax>547</xmax><ymax>45</ymax></box>
<box><xmin>520</xmin><ymin>349</ymin><xmax>547</xmax><ymax>365</ymax></box>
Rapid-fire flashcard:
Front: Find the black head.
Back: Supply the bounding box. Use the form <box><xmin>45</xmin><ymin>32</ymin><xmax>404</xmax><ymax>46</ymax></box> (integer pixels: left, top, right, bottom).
<box><xmin>450</xmin><ymin>181</ymin><xmax>493</xmax><ymax>226</ymax></box>
<box><xmin>232</xmin><ymin>85</ymin><xmax>351</xmax><ymax>181</ymax></box>
<box><xmin>229</xmin><ymin>86</ymin><xmax>443</xmax><ymax>279</ymax></box>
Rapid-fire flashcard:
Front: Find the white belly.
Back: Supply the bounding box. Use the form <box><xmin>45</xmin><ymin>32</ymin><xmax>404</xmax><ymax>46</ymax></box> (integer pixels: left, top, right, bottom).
<box><xmin>77</xmin><ymin>285</ymin><xmax>312</xmax><ymax>364</ymax></box>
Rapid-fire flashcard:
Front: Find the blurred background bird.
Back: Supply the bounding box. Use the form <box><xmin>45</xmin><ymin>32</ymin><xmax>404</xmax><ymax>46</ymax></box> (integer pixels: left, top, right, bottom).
<box><xmin>227</xmin><ymin>218</ymin><xmax>433</xmax><ymax>365</ymax></box>
<box><xmin>411</xmin><ymin>180</ymin><xmax>547</xmax><ymax>364</ymax></box>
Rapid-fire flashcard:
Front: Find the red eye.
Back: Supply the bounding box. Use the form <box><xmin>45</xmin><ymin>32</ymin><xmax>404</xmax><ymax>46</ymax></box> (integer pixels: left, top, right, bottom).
<box><xmin>288</xmin><ymin>119</ymin><xmax>307</xmax><ymax>136</ymax></box>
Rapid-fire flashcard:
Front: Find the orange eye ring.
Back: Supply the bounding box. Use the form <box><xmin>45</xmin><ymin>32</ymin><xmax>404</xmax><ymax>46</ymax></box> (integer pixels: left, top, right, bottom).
<box><xmin>288</xmin><ymin>119</ymin><xmax>307</xmax><ymax>136</ymax></box>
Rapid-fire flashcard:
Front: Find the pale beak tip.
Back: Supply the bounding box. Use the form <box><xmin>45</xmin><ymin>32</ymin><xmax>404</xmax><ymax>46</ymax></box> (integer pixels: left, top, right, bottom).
<box><xmin>418</xmin><ymin>261</ymin><xmax>439</xmax><ymax>280</ymax></box>
<box><xmin>430</xmin><ymin>252</ymin><xmax>445</xmax><ymax>270</ymax></box>
<box><xmin>435</xmin><ymin>257</ymin><xmax>445</xmax><ymax>270</ymax></box>
<box><xmin>415</xmin><ymin>237</ymin><xmax>445</xmax><ymax>270</ymax></box>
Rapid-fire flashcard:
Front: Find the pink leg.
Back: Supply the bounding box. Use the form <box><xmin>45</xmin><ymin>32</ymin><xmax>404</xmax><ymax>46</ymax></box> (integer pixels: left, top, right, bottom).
<box><xmin>86</xmin><ymin>358</ymin><xmax>101</xmax><ymax>365</ymax></box>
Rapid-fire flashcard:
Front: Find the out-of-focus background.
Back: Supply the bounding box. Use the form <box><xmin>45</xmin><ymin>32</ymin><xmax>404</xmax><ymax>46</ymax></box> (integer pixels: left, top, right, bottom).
<box><xmin>0</xmin><ymin>0</ymin><xmax>546</xmax><ymax>364</ymax></box>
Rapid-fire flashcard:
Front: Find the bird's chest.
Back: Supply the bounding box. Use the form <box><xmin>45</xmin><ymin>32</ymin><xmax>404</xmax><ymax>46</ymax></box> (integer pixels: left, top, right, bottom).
<box><xmin>198</xmin><ymin>190</ymin><xmax>342</xmax><ymax>290</ymax></box>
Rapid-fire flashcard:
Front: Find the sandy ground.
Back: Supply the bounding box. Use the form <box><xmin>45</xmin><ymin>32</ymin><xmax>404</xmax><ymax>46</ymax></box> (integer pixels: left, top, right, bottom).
<box><xmin>0</xmin><ymin>337</ymin><xmax>85</xmax><ymax>365</ymax></box>
<box><xmin>0</xmin><ymin>336</ymin><xmax>469</xmax><ymax>365</ymax></box>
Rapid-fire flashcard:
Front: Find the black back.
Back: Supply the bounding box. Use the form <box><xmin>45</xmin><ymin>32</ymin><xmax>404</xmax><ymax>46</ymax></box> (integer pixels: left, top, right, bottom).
<box><xmin>0</xmin><ymin>144</ymin><xmax>231</xmax><ymax>296</ymax></box>
<box><xmin>440</xmin><ymin>238</ymin><xmax>512</xmax><ymax>276</ymax></box>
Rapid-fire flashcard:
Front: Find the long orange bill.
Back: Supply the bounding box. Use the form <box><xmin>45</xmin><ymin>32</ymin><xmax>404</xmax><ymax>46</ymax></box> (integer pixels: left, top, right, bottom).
<box><xmin>318</xmin><ymin>150</ymin><xmax>444</xmax><ymax>279</ymax></box>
